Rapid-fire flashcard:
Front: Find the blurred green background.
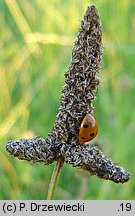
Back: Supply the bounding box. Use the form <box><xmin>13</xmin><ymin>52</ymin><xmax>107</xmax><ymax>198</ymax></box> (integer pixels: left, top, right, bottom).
<box><xmin>0</xmin><ymin>0</ymin><xmax>135</xmax><ymax>199</ymax></box>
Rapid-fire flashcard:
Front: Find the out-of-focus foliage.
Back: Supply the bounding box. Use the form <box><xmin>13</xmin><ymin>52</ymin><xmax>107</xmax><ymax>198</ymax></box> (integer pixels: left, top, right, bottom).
<box><xmin>0</xmin><ymin>0</ymin><xmax>135</xmax><ymax>199</ymax></box>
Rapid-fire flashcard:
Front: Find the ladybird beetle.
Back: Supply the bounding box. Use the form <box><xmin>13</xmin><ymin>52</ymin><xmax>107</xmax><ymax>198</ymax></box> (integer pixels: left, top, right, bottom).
<box><xmin>79</xmin><ymin>114</ymin><xmax>98</xmax><ymax>142</ymax></box>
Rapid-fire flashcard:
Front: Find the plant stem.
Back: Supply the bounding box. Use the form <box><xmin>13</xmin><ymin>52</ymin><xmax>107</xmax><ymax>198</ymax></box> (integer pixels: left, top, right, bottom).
<box><xmin>47</xmin><ymin>157</ymin><xmax>64</xmax><ymax>200</ymax></box>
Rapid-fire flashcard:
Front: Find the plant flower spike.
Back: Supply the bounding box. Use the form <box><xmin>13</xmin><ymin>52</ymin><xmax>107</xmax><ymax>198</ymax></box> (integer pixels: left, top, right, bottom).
<box><xmin>6</xmin><ymin>5</ymin><xmax>131</xmax><ymax>199</ymax></box>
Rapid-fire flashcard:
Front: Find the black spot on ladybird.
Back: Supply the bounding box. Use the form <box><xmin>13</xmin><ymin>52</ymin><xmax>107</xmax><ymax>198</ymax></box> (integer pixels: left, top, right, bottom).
<box><xmin>81</xmin><ymin>137</ymin><xmax>85</xmax><ymax>139</ymax></box>
<box><xmin>90</xmin><ymin>133</ymin><xmax>94</xmax><ymax>137</ymax></box>
<box><xmin>83</xmin><ymin>124</ymin><xmax>88</xmax><ymax>128</ymax></box>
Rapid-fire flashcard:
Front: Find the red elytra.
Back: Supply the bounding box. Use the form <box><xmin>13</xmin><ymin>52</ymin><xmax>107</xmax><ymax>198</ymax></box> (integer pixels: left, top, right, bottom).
<box><xmin>79</xmin><ymin>114</ymin><xmax>98</xmax><ymax>142</ymax></box>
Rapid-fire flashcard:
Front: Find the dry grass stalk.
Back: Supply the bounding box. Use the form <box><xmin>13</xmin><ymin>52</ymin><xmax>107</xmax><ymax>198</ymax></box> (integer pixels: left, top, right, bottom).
<box><xmin>6</xmin><ymin>6</ymin><xmax>130</xmax><ymax>184</ymax></box>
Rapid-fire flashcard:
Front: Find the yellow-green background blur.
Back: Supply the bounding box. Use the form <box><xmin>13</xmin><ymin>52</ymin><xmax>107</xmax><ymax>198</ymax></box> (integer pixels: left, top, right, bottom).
<box><xmin>1</xmin><ymin>0</ymin><xmax>135</xmax><ymax>199</ymax></box>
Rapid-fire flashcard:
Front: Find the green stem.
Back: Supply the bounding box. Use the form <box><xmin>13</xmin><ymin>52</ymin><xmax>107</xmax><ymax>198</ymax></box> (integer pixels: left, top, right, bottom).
<box><xmin>47</xmin><ymin>157</ymin><xmax>64</xmax><ymax>200</ymax></box>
